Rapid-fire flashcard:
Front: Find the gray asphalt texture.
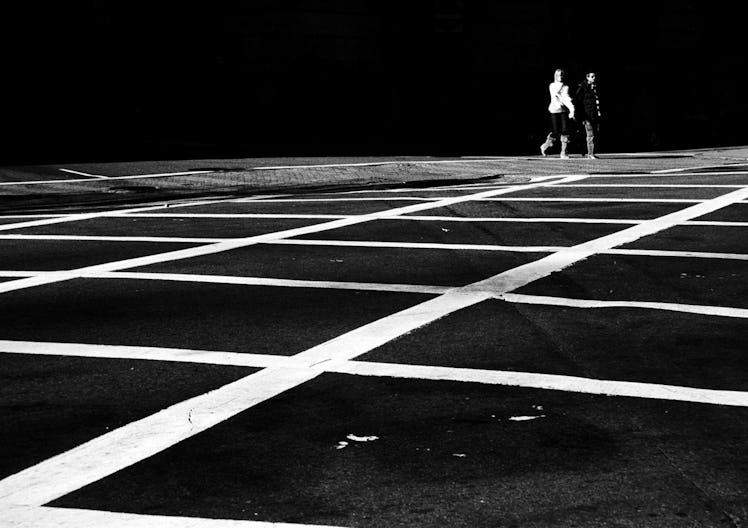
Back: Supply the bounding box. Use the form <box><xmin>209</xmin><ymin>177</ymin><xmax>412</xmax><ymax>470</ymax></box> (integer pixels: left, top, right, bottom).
<box><xmin>1</xmin><ymin>147</ymin><xmax>748</xmax><ymax>528</ymax></box>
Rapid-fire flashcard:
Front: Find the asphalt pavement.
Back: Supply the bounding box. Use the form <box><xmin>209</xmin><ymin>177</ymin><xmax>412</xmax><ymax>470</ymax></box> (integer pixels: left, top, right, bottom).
<box><xmin>1</xmin><ymin>147</ymin><xmax>747</xmax><ymax>528</ymax></box>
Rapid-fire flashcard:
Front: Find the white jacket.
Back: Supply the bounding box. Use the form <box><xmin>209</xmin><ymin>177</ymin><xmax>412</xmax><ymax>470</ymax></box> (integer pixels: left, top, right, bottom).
<box><xmin>548</xmin><ymin>81</ymin><xmax>575</xmax><ymax>115</ymax></box>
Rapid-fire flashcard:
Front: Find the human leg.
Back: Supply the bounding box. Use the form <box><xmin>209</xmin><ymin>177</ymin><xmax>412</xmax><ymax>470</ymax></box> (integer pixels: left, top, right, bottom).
<box><xmin>540</xmin><ymin>132</ymin><xmax>556</xmax><ymax>156</ymax></box>
<box><xmin>584</xmin><ymin>120</ymin><xmax>597</xmax><ymax>158</ymax></box>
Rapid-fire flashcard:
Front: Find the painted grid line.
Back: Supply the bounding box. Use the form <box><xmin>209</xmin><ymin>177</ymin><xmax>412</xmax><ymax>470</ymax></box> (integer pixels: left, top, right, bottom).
<box><xmin>3</xmin><ymin>340</ymin><xmax>748</xmax><ymax>403</ymax></box>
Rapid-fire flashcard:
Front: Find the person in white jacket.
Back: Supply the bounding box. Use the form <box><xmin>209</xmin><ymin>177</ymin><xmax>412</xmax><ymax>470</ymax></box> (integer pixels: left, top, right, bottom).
<box><xmin>540</xmin><ymin>68</ymin><xmax>575</xmax><ymax>159</ymax></box>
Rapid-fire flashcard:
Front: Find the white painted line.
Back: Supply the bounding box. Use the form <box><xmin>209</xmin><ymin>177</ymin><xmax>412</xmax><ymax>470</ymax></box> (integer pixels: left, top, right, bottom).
<box><xmin>59</xmin><ymin>168</ymin><xmax>109</xmax><ymax>179</ymax></box>
<box><xmin>0</xmin><ymin>215</ymin><xmax>66</xmax><ymax>219</ymax></box>
<box><xmin>396</xmin><ymin>216</ymin><xmax>640</xmax><ymax>224</ymax></box>
<box><xmin>5</xmin><ymin>336</ymin><xmax>745</xmax><ymax>409</ymax></box>
<box><xmin>686</xmin><ymin>220</ymin><xmax>748</xmax><ymax>227</ymax></box>
<box><xmin>0</xmin><ymin>198</ymin><xmax>230</xmax><ymax>233</ymax></box>
<box><xmin>652</xmin><ymin>167</ymin><xmax>695</xmax><ymax>174</ymax></box>
<box><xmin>267</xmin><ymin>239</ymin><xmax>748</xmax><ymax>261</ymax></box>
<box><xmin>502</xmin><ymin>293</ymin><xmax>748</xmax><ymax>318</ymax></box>
<box><xmin>83</xmin><ymin>271</ymin><xmax>452</xmax><ymax>295</ymax></box>
<box><xmin>0</xmin><ymin>340</ymin><xmax>290</xmax><ymax>368</ymax></box>
<box><xmin>0</xmin><ymin>234</ymin><xmax>224</xmax><ymax>243</ymax></box>
<box><xmin>478</xmin><ymin>197</ymin><xmax>704</xmax><ymax>203</ymax></box>
<box><xmin>0</xmin><ymin>176</ymin><xmax>584</xmax><ymax>295</ymax></box>
<box><xmin>604</xmin><ymin>248</ymin><xmax>748</xmax><ymax>261</ymax></box>
<box><xmin>114</xmin><ymin>213</ymin><xmax>349</xmax><ymax>219</ymax></box>
<box><xmin>552</xmin><ymin>183</ymin><xmax>745</xmax><ymax>188</ymax></box>
<box><xmin>3</xmin><ymin>504</ymin><xmax>346</xmax><ymax>527</ymax></box>
<box><xmin>594</xmin><ymin>170</ymin><xmax>748</xmax><ymax>177</ymax></box>
<box><xmin>0</xmin><ymin>366</ymin><xmax>324</xmax><ymax>506</ymax></box>
<box><xmin>267</xmin><ymin>238</ymin><xmax>562</xmax><ymax>253</ymax></box>
<box><xmin>235</xmin><ymin>197</ymin><xmax>441</xmax><ymax>202</ymax></box>
<box><xmin>332</xmin><ymin>362</ymin><xmax>748</xmax><ymax>407</ymax></box>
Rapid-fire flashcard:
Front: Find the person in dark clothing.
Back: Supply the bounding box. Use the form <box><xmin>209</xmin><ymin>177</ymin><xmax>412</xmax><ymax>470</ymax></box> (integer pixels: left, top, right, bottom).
<box><xmin>575</xmin><ymin>71</ymin><xmax>602</xmax><ymax>159</ymax></box>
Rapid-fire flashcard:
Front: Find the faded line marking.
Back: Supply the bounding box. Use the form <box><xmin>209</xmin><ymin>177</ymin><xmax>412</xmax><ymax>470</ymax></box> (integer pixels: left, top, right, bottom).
<box><xmin>0</xmin><ymin>171</ymin><xmax>215</xmax><ymax>187</ymax></box>
<box><xmin>59</xmin><ymin>168</ymin><xmax>109</xmax><ymax>179</ymax></box>
<box><xmin>502</xmin><ymin>293</ymin><xmax>748</xmax><ymax>318</ymax></box>
<box><xmin>331</xmin><ymin>362</ymin><xmax>748</xmax><ymax>407</ymax></box>
<box><xmin>83</xmin><ymin>271</ymin><xmax>452</xmax><ymax>295</ymax></box>
<box><xmin>0</xmin><ymin>198</ymin><xmax>231</xmax><ymax>234</ymax></box>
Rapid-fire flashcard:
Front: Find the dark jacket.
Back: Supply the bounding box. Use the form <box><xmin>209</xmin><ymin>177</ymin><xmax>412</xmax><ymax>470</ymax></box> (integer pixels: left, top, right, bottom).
<box><xmin>575</xmin><ymin>82</ymin><xmax>601</xmax><ymax>122</ymax></box>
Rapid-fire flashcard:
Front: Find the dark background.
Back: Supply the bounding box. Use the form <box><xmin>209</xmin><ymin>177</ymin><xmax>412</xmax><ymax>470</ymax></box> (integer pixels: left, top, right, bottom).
<box><xmin>1</xmin><ymin>1</ymin><xmax>745</xmax><ymax>164</ymax></box>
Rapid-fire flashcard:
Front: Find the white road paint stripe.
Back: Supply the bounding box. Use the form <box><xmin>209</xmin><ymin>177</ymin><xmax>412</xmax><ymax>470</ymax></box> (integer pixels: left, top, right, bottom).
<box><xmin>0</xmin><ymin>198</ymin><xmax>231</xmax><ymax>233</ymax></box>
<box><xmin>0</xmin><ymin>234</ymin><xmax>224</xmax><ymax>243</ymax></box>
<box><xmin>266</xmin><ymin>238</ymin><xmax>562</xmax><ymax>253</ymax></box>
<box><xmin>0</xmin><ymin>365</ymin><xmax>324</xmax><ymax>506</ymax></box>
<box><xmin>6</xmin><ymin>328</ymin><xmax>748</xmax><ymax>407</ymax></box>
<box><xmin>552</xmin><ymin>183</ymin><xmax>745</xmax><ymax>188</ymax></box>
<box><xmin>83</xmin><ymin>271</ymin><xmax>452</xmax><ymax>294</ymax></box>
<box><xmin>0</xmin><ymin>340</ymin><xmax>291</xmax><ymax>368</ymax></box>
<box><xmin>687</xmin><ymin>220</ymin><xmax>748</xmax><ymax>227</ymax></box>
<box><xmin>1</xmin><ymin>505</ymin><xmax>345</xmax><ymax>528</ymax></box>
<box><xmin>58</xmin><ymin>168</ymin><xmax>109</xmax><ymax>179</ymax></box>
<box><xmin>396</xmin><ymin>216</ymin><xmax>641</xmax><ymax>224</ymax></box>
<box><xmin>0</xmin><ymin>176</ymin><xmax>585</xmax><ymax>295</ymax></box>
<box><xmin>397</xmin><ymin>217</ymin><xmax>748</xmax><ymax>227</ymax></box>
<box><xmin>501</xmin><ymin>293</ymin><xmax>748</xmax><ymax>318</ymax></box>
<box><xmin>0</xmin><ymin>215</ymin><xmax>66</xmax><ymax>219</ymax></box>
<box><xmin>354</xmin><ymin>184</ymin><xmax>747</xmax><ymax>192</ymax></box>
<box><xmin>331</xmin><ymin>362</ymin><xmax>748</xmax><ymax>407</ymax></box>
<box><xmin>604</xmin><ymin>248</ymin><xmax>748</xmax><ymax>261</ymax></box>
<box><xmin>478</xmin><ymin>197</ymin><xmax>704</xmax><ymax>203</ymax></box>
<box><xmin>235</xmin><ymin>197</ymin><xmax>441</xmax><ymax>202</ymax></box>
<box><xmin>110</xmin><ymin>213</ymin><xmax>349</xmax><ymax>219</ymax></box>
<box><xmin>595</xmin><ymin>171</ymin><xmax>748</xmax><ymax>177</ymax></box>
<box><xmin>268</xmin><ymin>239</ymin><xmax>748</xmax><ymax>261</ymax></box>
<box><xmin>652</xmin><ymin>167</ymin><xmax>695</xmax><ymax>174</ymax></box>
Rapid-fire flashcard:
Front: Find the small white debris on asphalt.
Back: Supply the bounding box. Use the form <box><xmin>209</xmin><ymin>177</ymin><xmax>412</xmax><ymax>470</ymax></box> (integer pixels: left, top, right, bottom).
<box><xmin>346</xmin><ymin>434</ymin><xmax>379</xmax><ymax>442</ymax></box>
<box><xmin>336</xmin><ymin>441</ymin><xmax>349</xmax><ymax>450</ymax></box>
<box><xmin>532</xmin><ymin>405</ymin><xmax>544</xmax><ymax>411</ymax></box>
<box><xmin>441</xmin><ymin>228</ymin><xmax>450</xmax><ymax>232</ymax></box>
<box><xmin>452</xmin><ymin>453</ymin><xmax>467</xmax><ymax>458</ymax></box>
<box><xmin>508</xmin><ymin>415</ymin><xmax>546</xmax><ymax>421</ymax></box>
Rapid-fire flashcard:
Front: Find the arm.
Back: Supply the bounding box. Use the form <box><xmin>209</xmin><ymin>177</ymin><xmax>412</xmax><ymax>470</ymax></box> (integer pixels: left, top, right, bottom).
<box><xmin>559</xmin><ymin>85</ymin><xmax>575</xmax><ymax>118</ymax></box>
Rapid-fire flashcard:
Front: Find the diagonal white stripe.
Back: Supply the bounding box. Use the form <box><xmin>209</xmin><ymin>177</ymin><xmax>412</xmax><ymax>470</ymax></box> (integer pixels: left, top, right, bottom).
<box><xmin>1</xmin><ymin>505</ymin><xmax>346</xmax><ymax>528</ymax></box>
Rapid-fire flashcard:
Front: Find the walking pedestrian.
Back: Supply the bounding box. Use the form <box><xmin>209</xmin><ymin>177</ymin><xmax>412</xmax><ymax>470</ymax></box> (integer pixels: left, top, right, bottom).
<box><xmin>575</xmin><ymin>71</ymin><xmax>602</xmax><ymax>159</ymax></box>
<box><xmin>540</xmin><ymin>68</ymin><xmax>575</xmax><ymax>159</ymax></box>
